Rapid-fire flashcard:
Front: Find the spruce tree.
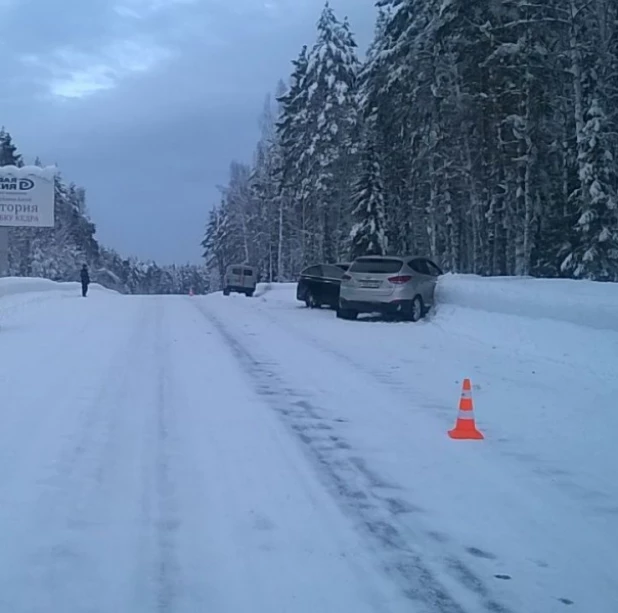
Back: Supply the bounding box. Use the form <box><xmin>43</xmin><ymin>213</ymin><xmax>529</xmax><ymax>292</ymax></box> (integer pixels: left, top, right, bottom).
<box><xmin>349</xmin><ymin>140</ymin><xmax>387</xmax><ymax>259</ymax></box>
<box><xmin>291</xmin><ymin>2</ymin><xmax>359</xmax><ymax>262</ymax></box>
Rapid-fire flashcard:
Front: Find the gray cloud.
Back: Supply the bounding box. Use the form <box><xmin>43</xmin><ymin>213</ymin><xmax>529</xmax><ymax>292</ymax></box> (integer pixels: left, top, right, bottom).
<box><xmin>1</xmin><ymin>0</ymin><xmax>375</xmax><ymax>264</ymax></box>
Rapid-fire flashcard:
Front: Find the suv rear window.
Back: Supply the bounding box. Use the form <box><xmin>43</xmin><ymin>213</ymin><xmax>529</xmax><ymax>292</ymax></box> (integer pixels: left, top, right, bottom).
<box><xmin>300</xmin><ymin>265</ymin><xmax>321</xmax><ymax>277</ymax></box>
<box><xmin>244</xmin><ymin>269</ymin><xmax>253</xmax><ymax>276</ymax></box>
<box><xmin>321</xmin><ymin>265</ymin><xmax>346</xmax><ymax>279</ymax></box>
<box><xmin>232</xmin><ymin>268</ymin><xmax>242</xmax><ymax>275</ymax></box>
<box><xmin>408</xmin><ymin>259</ymin><xmax>429</xmax><ymax>275</ymax></box>
<box><xmin>350</xmin><ymin>258</ymin><xmax>403</xmax><ymax>274</ymax></box>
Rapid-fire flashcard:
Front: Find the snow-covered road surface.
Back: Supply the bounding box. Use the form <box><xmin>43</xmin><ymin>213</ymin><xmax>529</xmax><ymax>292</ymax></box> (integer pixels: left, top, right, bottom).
<box><xmin>0</xmin><ymin>291</ymin><xmax>403</xmax><ymax>612</ymax></box>
<box><xmin>0</xmin><ymin>282</ymin><xmax>616</xmax><ymax>612</ymax></box>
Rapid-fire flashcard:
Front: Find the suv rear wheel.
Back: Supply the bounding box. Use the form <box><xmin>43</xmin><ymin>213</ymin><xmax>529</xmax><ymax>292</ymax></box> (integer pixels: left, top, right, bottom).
<box><xmin>306</xmin><ymin>292</ymin><xmax>319</xmax><ymax>308</ymax></box>
<box><xmin>408</xmin><ymin>295</ymin><xmax>424</xmax><ymax>322</ymax></box>
<box><xmin>336</xmin><ymin>307</ymin><xmax>358</xmax><ymax>320</ymax></box>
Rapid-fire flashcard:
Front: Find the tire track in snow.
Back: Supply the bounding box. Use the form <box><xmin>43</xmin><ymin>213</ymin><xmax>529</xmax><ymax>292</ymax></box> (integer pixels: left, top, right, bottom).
<box><xmin>29</xmin><ymin>298</ymin><xmax>181</xmax><ymax>612</ymax></box>
<box><xmin>0</xmin><ymin>300</ymin><xmax>153</xmax><ymax>611</ymax></box>
<box><xmin>152</xmin><ymin>298</ymin><xmax>180</xmax><ymax>612</ymax></box>
<box><xmin>251</xmin><ymin>300</ymin><xmax>618</xmax><ymax>531</ymax></box>
<box><xmin>0</xmin><ymin>303</ymin><xmax>95</xmax><ymax>488</ymax></box>
<box><xmin>252</xmin><ymin>302</ymin><xmax>453</xmax><ymax>420</ymax></box>
<box><xmin>194</xmin><ymin>300</ymin><xmax>514</xmax><ymax>613</ymax></box>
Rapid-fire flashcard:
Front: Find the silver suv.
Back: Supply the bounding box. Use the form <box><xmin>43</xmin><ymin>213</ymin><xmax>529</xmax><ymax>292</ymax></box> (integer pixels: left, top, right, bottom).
<box><xmin>337</xmin><ymin>255</ymin><xmax>442</xmax><ymax>321</ymax></box>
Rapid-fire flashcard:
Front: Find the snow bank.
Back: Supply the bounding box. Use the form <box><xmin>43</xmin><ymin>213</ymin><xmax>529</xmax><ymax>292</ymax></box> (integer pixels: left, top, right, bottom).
<box><xmin>257</xmin><ymin>274</ymin><xmax>618</xmax><ymax>334</ymax></box>
<box><xmin>0</xmin><ymin>164</ymin><xmax>56</xmax><ymax>179</ymax></box>
<box><xmin>253</xmin><ymin>282</ymin><xmax>272</xmax><ymax>297</ymax></box>
<box><xmin>0</xmin><ymin>277</ymin><xmax>116</xmax><ymax>299</ymax></box>
<box><xmin>436</xmin><ymin>273</ymin><xmax>618</xmax><ymax>333</ymax></box>
<box><xmin>254</xmin><ymin>282</ymin><xmax>294</xmax><ymax>300</ymax></box>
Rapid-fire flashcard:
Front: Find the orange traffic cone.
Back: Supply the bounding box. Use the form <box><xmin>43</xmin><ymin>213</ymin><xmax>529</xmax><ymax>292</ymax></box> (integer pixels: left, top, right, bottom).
<box><xmin>448</xmin><ymin>378</ymin><xmax>484</xmax><ymax>440</ymax></box>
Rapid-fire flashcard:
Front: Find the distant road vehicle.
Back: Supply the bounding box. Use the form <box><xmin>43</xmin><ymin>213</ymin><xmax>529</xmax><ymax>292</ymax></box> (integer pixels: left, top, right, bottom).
<box><xmin>337</xmin><ymin>255</ymin><xmax>442</xmax><ymax>321</ymax></box>
<box><xmin>223</xmin><ymin>264</ymin><xmax>257</xmax><ymax>297</ymax></box>
<box><xmin>296</xmin><ymin>262</ymin><xmax>350</xmax><ymax>309</ymax></box>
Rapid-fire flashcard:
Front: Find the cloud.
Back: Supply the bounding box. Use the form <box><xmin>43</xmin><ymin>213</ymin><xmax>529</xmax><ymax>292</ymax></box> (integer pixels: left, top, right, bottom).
<box><xmin>21</xmin><ymin>37</ymin><xmax>174</xmax><ymax>99</ymax></box>
<box><xmin>10</xmin><ymin>0</ymin><xmax>199</xmax><ymax>100</ymax></box>
<box><xmin>10</xmin><ymin>0</ymin><xmax>348</xmax><ymax>102</ymax></box>
<box><xmin>113</xmin><ymin>0</ymin><xmax>198</xmax><ymax>18</ymax></box>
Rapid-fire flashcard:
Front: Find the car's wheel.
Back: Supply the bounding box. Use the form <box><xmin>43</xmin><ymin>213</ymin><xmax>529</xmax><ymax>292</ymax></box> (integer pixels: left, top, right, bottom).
<box><xmin>306</xmin><ymin>292</ymin><xmax>319</xmax><ymax>308</ymax></box>
<box><xmin>409</xmin><ymin>295</ymin><xmax>425</xmax><ymax>322</ymax></box>
<box><xmin>336</xmin><ymin>307</ymin><xmax>358</xmax><ymax>320</ymax></box>
<box><xmin>223</xmin><ymin>287</ymin><xmax>230</xmax><ymax>296</ymax></box>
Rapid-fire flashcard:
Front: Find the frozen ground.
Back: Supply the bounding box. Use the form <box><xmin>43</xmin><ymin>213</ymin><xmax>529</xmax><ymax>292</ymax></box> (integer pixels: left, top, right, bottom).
<box><xmin>0</xmin><ymin>275</ymin><xmax>616</xmax><ymax>612</ymax></box>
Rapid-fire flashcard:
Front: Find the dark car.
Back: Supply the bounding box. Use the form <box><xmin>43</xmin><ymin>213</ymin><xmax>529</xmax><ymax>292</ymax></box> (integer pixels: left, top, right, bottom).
<box><xmin>296</xmin><ymin>262</ymin><xmax>350</xmax><ymax>309</ymax></box>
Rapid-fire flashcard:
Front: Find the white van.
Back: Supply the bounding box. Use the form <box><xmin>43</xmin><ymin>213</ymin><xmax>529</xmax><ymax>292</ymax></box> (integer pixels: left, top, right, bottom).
<box><xmin>223</xmin><ymin>264</ymin><xmax>257</xmax><ymax>297</ymax></box>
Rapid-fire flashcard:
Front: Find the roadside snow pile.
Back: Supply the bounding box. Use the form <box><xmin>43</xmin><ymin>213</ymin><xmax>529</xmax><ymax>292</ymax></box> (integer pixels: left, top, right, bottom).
<box><xmin>255</xmin><ymin>282</ymin><xmax>295</xmax><ymax>302</ymax></box>
<box><xmin>255</xmin><ymin>274</ymin><xmax>618</xmax><ymax>335</ymax></box>
<box><xmin>436</xmin><ymin>273</ymin><xmax>618</xmax><ymax>333</ymax></box>
<box><xmin>0</xmin><ymin>277</ymin><xmax>115</xmax><ymax>299</ymax></box>
<box><xmin>253</xmin><ymin>282</ymin><xmax>272</xmax><ymax>298</ymax></box>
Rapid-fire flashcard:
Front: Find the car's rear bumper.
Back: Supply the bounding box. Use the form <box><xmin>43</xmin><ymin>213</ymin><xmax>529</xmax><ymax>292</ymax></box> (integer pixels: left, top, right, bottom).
<box><xmin>339</xmin><ymin>297</ymin><xmax>412</xmax><ymax>314</ymax></box>
<box><xmin>227</xmin><ymin>285</ymin><xmax>254</xmax><ymax>292</ymax></box>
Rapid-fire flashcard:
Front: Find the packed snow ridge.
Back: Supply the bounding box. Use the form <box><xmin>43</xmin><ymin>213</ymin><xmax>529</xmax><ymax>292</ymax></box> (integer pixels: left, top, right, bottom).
<box><xmin>435</xmin><ymin>273</ymin><xmax>618</xmax><ymax>333</ymax></box>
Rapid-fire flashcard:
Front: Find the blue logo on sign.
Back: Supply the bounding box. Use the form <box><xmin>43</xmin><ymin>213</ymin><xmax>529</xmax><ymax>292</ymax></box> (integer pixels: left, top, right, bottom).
<box><xmin>18</xmin><ymin>179</ymin><xmax>35</xmax><ymax>190</ymax></box>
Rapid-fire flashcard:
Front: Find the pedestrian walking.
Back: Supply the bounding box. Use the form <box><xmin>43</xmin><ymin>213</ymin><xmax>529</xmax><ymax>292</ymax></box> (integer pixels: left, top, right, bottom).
<box><xmin>80</xmin><ymin>264</ymin><xmax>90</xmax><ymax>297</ymax></box>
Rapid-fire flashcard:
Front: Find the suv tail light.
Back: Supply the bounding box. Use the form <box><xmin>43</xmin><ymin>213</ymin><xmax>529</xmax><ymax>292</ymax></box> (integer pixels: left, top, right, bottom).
<box><xmin>387</xmin><ymin>275</ymin><xmax>412</xmax><ymax>284</ymax></box>
<box><xmin>342</xmin><ymin>274</ymin><xmax>352</xmax><ymax>281</ymax></box>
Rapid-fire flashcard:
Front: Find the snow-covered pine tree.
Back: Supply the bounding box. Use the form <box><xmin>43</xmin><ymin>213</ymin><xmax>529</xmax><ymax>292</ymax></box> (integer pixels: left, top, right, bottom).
<box><xmin>276</xmin><ymin>46</ymin><xmax>314</xmax><ymax>271</ymax></box>
<box><xmin>249</xmin><ymin>94</ymin><xmax>282</xmax><ymax>282</ymax></box>
<box><xmin>560</xmin><ymin>0</ymin><xmax>618</xmax><ymax>280</ymax></box>
<box><xmin>349</xmin><ymin>138</ymin><xmax>387</xmax><ymax>259</ymax></box>
<box><xmin>271</xmin><ymin>79</ymin><xmax>289</xmax><ymax>281</ymax></box>
<box><xmin>201</xmin><ymin>188</ymin><xmax>247</xmax><ymax>289</ymax></box>
<box><xmin>0</xmin><ymin>130</ymin><xmax>30</xmax><ymax>275</ymax></box>
<box><xmin>299</xmin><ymin>2</ymin><xmax>360</xmax><ymax>263</ymax></box>
<box><xmin>202</xmin><ymin>205</ymin><xmax>228</xmax><ymax>289</ymax></box>
<box><xmin>563</xmin><ymin>98</ymin><xmax>618</xmax><ymax>280</ymax></box>
<box><xmin>358</xmin><ymin>6</ymin><xmax>408</xmax><ymax>257</ymax></box>
<box><xmin>0</xmin><ymin>129</ymin><xmax>23</xmax><ymax>167</ymax></box>
<box><xmin>66</xmin><ymin>183</ymin><xmax>99</xmax><ymax>262</ymax></box>
<box><xmin>370</xmin><ymin>0</ymin><xmax>434</xmax><ymax>258</ymax></box>
<box><xmin>225</xmin><ymin>161</ymin><xmax>255</xmax><ymax>264</ymax></box>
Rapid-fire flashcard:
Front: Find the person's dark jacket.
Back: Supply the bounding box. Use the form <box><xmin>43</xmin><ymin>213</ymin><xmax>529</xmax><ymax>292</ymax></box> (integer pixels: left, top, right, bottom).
<box><xmin>80</xmin><ymin>267</ymin><xmax>90</xmax><ymax>285</ymax></box>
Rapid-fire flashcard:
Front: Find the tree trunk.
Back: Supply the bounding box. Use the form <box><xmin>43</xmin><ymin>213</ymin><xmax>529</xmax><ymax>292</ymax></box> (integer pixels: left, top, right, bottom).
<box><xmin>276</xmin><ymin>195</ymin><xmax>284</xmax><ymax>281</ymax></box>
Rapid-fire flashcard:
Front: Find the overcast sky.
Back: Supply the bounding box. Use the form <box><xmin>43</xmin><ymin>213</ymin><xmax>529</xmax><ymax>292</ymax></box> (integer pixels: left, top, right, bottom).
<box><xmin>1</xmin><ymin>0</ymin><xmax>376</xmax><ymax>264</ymax></box>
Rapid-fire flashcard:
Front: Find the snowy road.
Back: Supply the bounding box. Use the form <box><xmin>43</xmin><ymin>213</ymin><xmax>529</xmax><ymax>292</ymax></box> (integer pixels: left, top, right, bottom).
<box><xmin>0</xmin><ymin>291</ymin><xmax>405</xmax><ymax>612</ymax></box>
<box><xmin>0</xmin><ymin>285</ymin><xmax>616</xmax><ymax>612</ymax></box>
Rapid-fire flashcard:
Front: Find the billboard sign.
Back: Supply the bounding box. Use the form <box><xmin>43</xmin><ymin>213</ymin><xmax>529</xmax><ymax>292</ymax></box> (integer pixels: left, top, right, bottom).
<box><xmin>0</xmin><ymin>165</ymin><xmax>55</xmax><ymax>228</ymax></box>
